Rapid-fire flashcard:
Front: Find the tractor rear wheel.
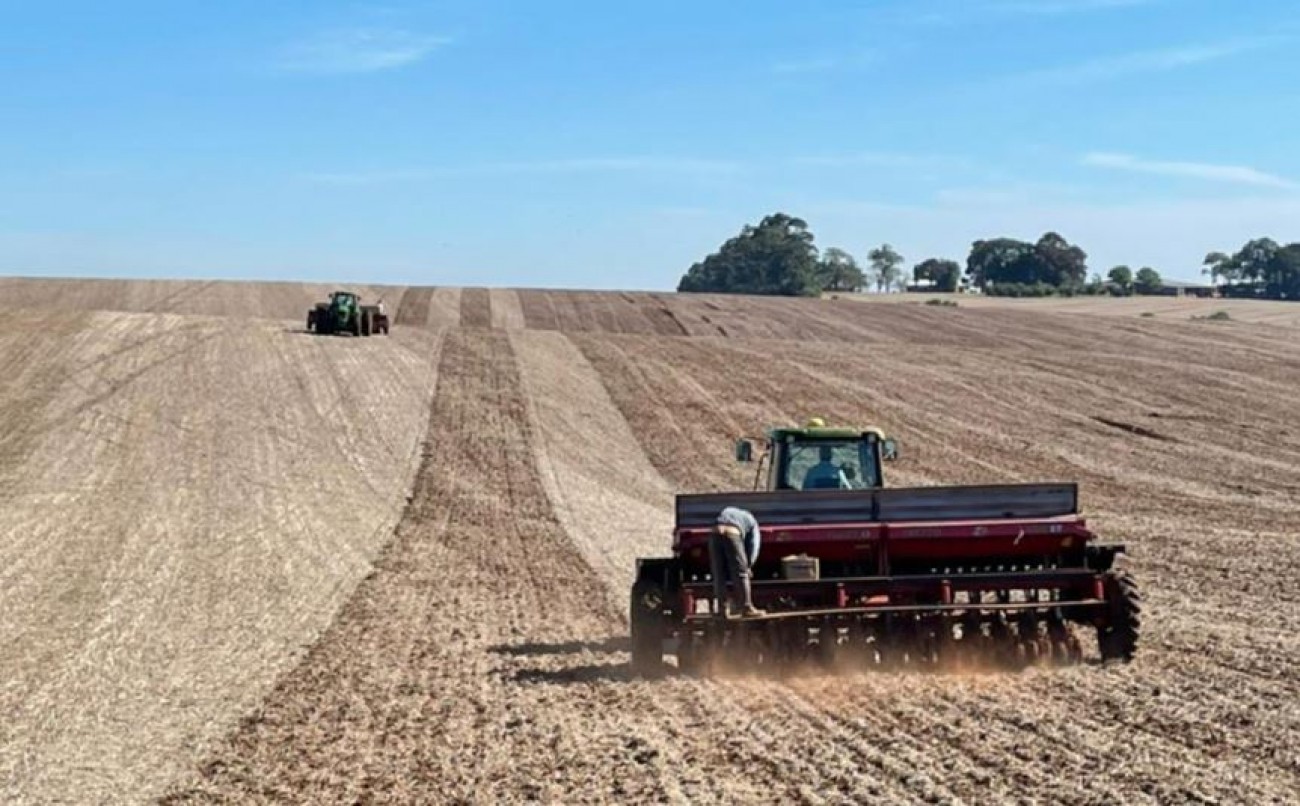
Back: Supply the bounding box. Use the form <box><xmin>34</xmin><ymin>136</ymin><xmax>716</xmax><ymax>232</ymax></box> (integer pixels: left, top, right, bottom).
<box><xmin>629</xmin><ymin>581</ymin><xmax>665</xmax><ymax>676</ymax></box>
<box><xmin>1098</xmin><ymin>569</ymin><xmax>1141</xmax><ymax>663</ymax></box>
<box><xmin>361</xmin><ymin>311</ymin><xmax>372</xmax><ymax>337</ymax></box>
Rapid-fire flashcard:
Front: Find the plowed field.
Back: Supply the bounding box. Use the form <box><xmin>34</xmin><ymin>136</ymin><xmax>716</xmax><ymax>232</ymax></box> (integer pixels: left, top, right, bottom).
<box><xmin>848</xmin><ymin>290</ymin><xmax>1300</xmax><ymax>327</ymax></box>
<box><xmin>2</xmin><ymin>280</ymin><xmax>1297</xmax><ymax>804</ymax></box>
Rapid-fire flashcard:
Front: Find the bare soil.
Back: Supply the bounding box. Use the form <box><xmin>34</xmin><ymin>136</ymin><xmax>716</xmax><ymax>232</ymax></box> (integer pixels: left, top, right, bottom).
<box><xmin>0</xmin><ymin>308</ymin><xmax>441</xmax><ymax>803</ymax></box>
<box><xmin>490</xmin><ymin>289</ymin><xmax>527</xmax><ymax>330</ymax></box>
<box><xmin>460</xmin><ymin>288</ymin><xmax>492</xmax><ymax>329</ymax></box>
<box><xmin>3</xmin><ymin>282</ymin><xmax>1298</xmax><ymax>804</ymax></box>
<box><xmin>0</xmin><ymin>277</ymin><xmax>461</xmax><ymax>327</ymax></box>
<box><xmin>164</xmin><ymin>329</ymin><xmax>838</xmax><ymax>805</ymax></box>
<box><xmin>843</xmin><ymin>290</ymin><xmax>1300</xmax><ymax>326</ymax></box>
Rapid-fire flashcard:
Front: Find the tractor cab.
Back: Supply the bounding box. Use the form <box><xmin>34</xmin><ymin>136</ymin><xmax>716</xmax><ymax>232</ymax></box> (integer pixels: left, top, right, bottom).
<box><xmin>330</xmin><ymin>291</ymin><xmax>359</xmax><ymax>310</ymax></box>
<box><xmin>734</xmin><ymin>418</ymin><xmax>898</xmax><ymax>492</ymax></box>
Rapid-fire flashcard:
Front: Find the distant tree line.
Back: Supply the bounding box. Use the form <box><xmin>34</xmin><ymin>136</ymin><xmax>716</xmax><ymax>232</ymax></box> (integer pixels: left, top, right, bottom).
<box><xmin>676</xmin><ymin>214</ymin><xmax>944</xmax><ymax>297</ymax></box>
<box><xmin>677</xmin><ymin>212</ymin><xmax>1299</xmax><ymax>301</ymax></box>
<box><xmin>676</xmin><ymin>214</ymin><xmax>915</xmax><ymax>296</ymax></box>
<box><xmin>1202</xmin><ymin>238</ymin><xmax>1300</xmax><ymax>300</ymax></box>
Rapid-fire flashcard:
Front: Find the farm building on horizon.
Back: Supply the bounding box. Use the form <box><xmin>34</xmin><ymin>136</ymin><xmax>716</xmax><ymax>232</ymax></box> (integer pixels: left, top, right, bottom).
<box><xmin>1154</xmin><ymin>279</ymin><xmax>1218</xmax><ymax>298</ymax></box>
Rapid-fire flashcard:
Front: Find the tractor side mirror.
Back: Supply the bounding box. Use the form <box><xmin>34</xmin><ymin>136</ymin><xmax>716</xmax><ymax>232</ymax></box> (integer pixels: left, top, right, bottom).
<box><xmin>882</xmin><ymin>439</ymin><xmax>900</xmax><ymax>461</ymax></box>
<box><xmin>734</xmin><ymin>439</ymin><xmax>754</xmax><ymax>463</ymax></box>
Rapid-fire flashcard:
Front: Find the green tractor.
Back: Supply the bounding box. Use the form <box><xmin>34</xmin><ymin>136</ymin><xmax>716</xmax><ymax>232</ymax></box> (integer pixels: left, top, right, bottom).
<box><xmin>733</xmin><ymin>417</ymin><xmax>899</xmax><ymax>491</ymax></box>
<box><xmin>306</xmin><ymin>291</ymin><xmax>388</xmax><ymax>337</ymax></box>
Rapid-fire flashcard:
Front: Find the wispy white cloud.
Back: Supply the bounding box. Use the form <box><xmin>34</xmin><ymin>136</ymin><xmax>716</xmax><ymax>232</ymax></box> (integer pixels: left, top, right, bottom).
<box><xmin>278</xmin><ymin>28</ymin><xmax>450</xmax><ymax>74</ymax></box>
<box><xmin>1015</xmin><ymin>36</ymin><xmax>1283</xmax><ymax>85</ymax></box>
<box><xmin>1083</xmin><ymin>152</ymin><xmax>1297</xmax><ymax>189</ymax></box>
<box><xmin>303</xmin><ymin>157</ymin><xmax>743</xmax><ymax>184</ymax></box>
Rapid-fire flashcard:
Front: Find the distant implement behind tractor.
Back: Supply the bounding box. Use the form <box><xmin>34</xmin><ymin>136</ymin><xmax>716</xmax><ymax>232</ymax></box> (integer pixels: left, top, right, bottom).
<box><xmin>630</xmin><ymin>418</ymin><xmax>1141</xmax><ymax>675</ymax></box>
<box><xmin>307</xmin><ymin>291</ymin><xmax>389</xmax><ymax>336</ymax></box>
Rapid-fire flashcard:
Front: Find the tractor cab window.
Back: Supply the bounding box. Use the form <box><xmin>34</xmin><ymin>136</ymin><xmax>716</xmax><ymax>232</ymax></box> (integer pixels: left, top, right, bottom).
<box><xmin>777</xmin><ymin>439</ymin><xmax>880</xmax><ymax>490</ymax></box>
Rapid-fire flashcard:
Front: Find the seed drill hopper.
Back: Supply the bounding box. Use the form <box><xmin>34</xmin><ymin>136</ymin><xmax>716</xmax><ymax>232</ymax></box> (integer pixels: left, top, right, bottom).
<box><xmin>630</xmin><ymin>419</ymin><xmax>1140</xmax><ymax>674</ymax></box>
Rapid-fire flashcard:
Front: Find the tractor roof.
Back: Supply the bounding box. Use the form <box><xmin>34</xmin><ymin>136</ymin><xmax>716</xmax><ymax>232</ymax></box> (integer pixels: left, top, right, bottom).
<box><xmin>769</xmin><ymin>426</ymin><xmax>887</xmax><ymax>441</ymax></box>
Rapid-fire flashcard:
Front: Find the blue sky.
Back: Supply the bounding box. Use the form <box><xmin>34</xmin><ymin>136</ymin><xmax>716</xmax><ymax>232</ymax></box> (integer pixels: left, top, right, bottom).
<box><xmin>2</xmin><ymin>0</ymin><xmax>1298</xmax><ymax>288</ymax></box>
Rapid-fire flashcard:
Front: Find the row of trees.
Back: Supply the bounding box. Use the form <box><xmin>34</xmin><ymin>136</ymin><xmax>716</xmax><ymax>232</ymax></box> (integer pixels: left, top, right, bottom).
<box><xmin>823</xmin><ymin>248</ymin><xmax>962</xmax><ymax>293</ymax></box>
<box><xmin>1105</xmin><ymin>265</ymin><xmax>1163</xmax><ymax>296</ymax></box>
<box><xmin>1203</xmin><ymin>238</ymin><xmax>1300</xmax><ymax>300</ymax></box>
<box><xmin>676</xmin><ymin>214</ymin><xmax>1109</xmax><ymax>297</ymax></box>
<box><xmin>677</xmin><ymin>212</ymin><xmax>1299</xmax><ymax>301</ymax></box>
<box><xmin>677</xmin><ymin>214</ymin><xmax>949</xmax><ymax>296</ymax></box>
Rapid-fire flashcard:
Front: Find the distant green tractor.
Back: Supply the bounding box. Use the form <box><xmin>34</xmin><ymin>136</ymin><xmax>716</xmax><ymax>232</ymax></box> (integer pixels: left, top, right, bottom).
<box><xmin>306</xmin><ymin>291</ymin><xmax>388</xmax><ymax>337</ymax></box>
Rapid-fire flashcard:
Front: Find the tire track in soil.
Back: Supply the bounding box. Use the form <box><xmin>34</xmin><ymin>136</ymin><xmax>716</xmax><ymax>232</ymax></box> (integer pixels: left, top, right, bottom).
<box><xmin>516</xmin><ymin>289</ymin><xmax>562</xmax><ymax>330</ymax></box>
<box><xmin>0</xmin><ymin>311</ymin><xmax>95</xmax><ymax>476</ymax></box>
<box><xmin>509</xmin><ymin>329</ymin><xmax>675</xmax><ymax>613</ymax></box>
<box><xmin>650</xmin><ymin>294</ymin><xmax>691</xmax><ymax>336</ymax></box>
<box><xmin>395</xmin><ymin>287</ymin><xmax>433</xmax><ymax>328</ymax></box>
<box><xmin>460</xmin><ymin>287</ymin><xmax>492</xmax><ymax>328</ymax></box>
